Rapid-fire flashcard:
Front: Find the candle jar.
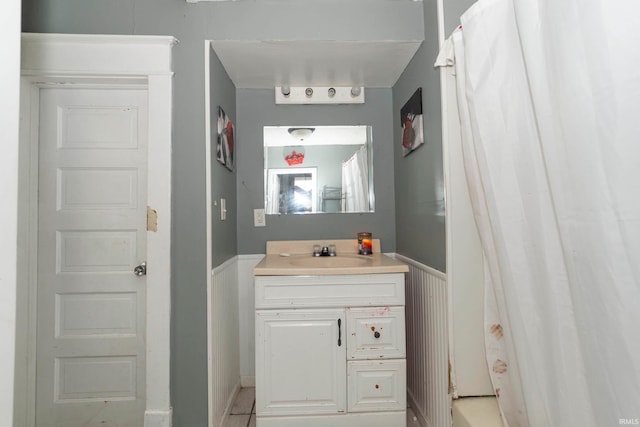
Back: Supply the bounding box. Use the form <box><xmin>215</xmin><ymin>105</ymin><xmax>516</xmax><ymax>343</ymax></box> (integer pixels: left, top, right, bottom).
<box><xmin>357</xmin><ymin>232</ymin><xmax>373</xmax><ymax>255</ymax></box>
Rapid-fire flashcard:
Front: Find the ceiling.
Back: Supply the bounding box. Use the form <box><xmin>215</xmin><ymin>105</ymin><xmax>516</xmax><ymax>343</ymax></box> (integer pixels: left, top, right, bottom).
<box><xmin>210</xmin><ymin>40</ymin><xmax>423</xmax><ymax>89</ymax></box>
<box><xmin>264</xmin><ymin>125</ymin><xmax>368</xmax><ymax>147</ymax></box>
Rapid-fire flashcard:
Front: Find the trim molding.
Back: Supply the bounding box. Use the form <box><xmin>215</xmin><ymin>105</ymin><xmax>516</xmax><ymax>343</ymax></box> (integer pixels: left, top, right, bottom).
<box><xmin>393</xmin><ymin>253</ymin><xmax>447</xmax><ymax>280</ymax></box>
<box><xmin>144</xmin><ymin>409</ymin><xmax>173</xmax><ymax>427</ymax></box>
<box><xmin>204</xmin><ymin>41</ymin><xmax>214</xmax><ymax>427</ymax></box>
<box><xmin>21</xmin><ymin>33</ymin><xmax>177</xmax><ymax>76</ymax></box>
<box><xmin>2</xmin><ymin>4</ymin><xmax>21</xmax><ymax>425</ymax></box>
<box><xmin>212</xmin><ymin>254</ymin><xmax>240</xmax><ymax>274</ymax></box>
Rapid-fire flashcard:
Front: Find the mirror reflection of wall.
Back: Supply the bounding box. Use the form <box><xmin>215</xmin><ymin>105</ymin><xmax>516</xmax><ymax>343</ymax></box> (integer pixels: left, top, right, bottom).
<box><xmin>263</xmin><ymin>125</ymin><xmax>374</xmax><ymax>215</ymax></box>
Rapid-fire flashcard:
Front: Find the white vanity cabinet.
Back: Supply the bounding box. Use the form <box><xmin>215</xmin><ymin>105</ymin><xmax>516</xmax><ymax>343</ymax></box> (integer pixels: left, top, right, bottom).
<box><xmin>255</xmin><ymin>273</ymin><xmax>407</xmax><ymax>427</ymax></box>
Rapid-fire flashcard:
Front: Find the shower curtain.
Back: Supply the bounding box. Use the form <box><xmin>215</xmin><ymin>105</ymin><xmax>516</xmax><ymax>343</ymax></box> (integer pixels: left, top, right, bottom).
<box><xmin>266</xmin><ymin>172</ymin><xmax>280</xmax><ymax>214</ymax></box>
<box><xmin>341</xmin><ymin>145</ymin><xmax>369</xmax><ymax>212</ymax></box>
<box><xmin>450</xmin><ymin>0</ymin><xmax>640</xmax><ymax>425</ymax></box>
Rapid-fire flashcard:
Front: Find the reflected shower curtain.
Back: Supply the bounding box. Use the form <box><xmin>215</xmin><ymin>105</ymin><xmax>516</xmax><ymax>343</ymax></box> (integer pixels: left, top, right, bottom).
<box><xmin>451</xmin><ymin>0</ymin><xmax>640</xmax><ymax>426</ymax></box>
<box><xmin>266</xmin><ymin>172</ymin><xmax>280</xmax><ymax>214</ymax></box>
<box><xmin>341</xmin><ymin>145</ymin><xmax>369</xmax><ymax>212</ymax></box>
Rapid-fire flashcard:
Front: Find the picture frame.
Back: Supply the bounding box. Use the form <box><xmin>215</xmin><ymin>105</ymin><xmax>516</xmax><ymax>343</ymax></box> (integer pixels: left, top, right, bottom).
<box><xmin>217</xmin><ymin>106</ymin><xmax>235</xmax><ymax>171</ymax></box>
<box><xmin>400</xmin><ymin>88</ymin><xmax>424</xmax><ymax>157</ymax></box>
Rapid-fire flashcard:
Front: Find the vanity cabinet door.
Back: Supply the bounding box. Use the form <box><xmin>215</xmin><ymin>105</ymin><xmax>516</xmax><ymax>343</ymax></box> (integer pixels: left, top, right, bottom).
<box><xmin>256</xmin><ymin>308</ymin><xmax>347</xmax><ymax>416</ymax></box>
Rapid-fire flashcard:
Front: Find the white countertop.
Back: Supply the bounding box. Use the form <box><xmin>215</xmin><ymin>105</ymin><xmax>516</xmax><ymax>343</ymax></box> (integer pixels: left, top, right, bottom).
<box><xmin>253</xmin><ymin>239</ymin><xmax>409</xmax><ymax>276</ymax></box>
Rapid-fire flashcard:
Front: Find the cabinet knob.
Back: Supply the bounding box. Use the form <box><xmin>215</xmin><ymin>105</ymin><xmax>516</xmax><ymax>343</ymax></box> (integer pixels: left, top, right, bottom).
<box><xmin>374</xmin><ymin>331</ymin><xmax>381</xmax><ymax>339</ymax></box>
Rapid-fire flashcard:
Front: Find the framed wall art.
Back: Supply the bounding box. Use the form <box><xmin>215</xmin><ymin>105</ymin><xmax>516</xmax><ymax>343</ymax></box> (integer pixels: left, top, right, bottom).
<box><xmin>217</xmin><ymin>106</ymin><xmax>235</xmax><ymax>171</ymax></box>
<box><xmin>400</xmin><ymin>88</ymin><xmax>424</xmax><ymax>157</ymax></box>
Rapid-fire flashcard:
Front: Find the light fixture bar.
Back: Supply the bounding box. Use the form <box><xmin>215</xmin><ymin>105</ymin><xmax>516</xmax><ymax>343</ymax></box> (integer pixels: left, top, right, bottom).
<box><xmin>275</xmin><ymin>86</ymin><xmax>365</xmax><ymax>105</ymax></box>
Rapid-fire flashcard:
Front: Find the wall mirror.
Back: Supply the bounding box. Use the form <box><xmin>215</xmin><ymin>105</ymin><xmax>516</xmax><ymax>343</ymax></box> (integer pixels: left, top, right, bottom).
<box><xmin>264</xmin><ymin>125</ymin><xmax>374</xmax><ymax>214</ymax></box>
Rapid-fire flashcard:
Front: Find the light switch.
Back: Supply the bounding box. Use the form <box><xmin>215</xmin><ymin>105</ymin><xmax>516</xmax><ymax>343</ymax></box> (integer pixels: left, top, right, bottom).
<box><xmin>220</xmin><ymin>198</ymin><xmax>227</xmax><ymax>221</ymax></box>
<box><xmin>254</xmin><ymin>208</ymin><xmax>266</xmax><ymax>227</ymax></box>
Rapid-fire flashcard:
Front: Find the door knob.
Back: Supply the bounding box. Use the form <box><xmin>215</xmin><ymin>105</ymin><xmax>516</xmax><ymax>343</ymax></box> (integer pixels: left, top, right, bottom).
<box><xmin>134</xmin><ymin>262</ymin><xmax>147</xmax><ymax>276</ymax></box>
<box><xmin>374</xmin><ymin>331</ymin><xmax>381</xmax><ymax>339</ymax></box>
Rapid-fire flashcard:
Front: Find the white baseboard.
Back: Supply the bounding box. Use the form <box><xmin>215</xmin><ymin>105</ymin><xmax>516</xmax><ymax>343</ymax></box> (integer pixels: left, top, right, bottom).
<box><xmin>217</xmin><ymin>383</ymin><xmax>241</xmax><ymax>427</ymax></box>
<box><xmin>407</xmin><ymin>390</ymin><xmax>431</xmax><ymax>427</ymax></box>
<box><xmin>144</xmin><ymin>408</ymin><xmax>173</xmax><ymax>427</ymax></box>
<box><xmin>241</xmin><ymin>376</ymin><xmax>256</xmax><ymax>388</ymax></box>
<box><xmin>256</xmin><ymin>411</ymin><xmax>405</xmax><ymax>427</ymax></box>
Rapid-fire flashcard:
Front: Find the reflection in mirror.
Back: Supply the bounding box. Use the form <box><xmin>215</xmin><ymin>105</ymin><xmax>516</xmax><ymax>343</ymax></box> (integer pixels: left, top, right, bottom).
<box><xmin>266</xmin><ymin>168</ymin><xmax>317</xmax><ymax>214</ymax></box>
<box><xmin>264</xmin><ymin>126</ymin><xmax>374</xmax><ymax>214</ymax></box>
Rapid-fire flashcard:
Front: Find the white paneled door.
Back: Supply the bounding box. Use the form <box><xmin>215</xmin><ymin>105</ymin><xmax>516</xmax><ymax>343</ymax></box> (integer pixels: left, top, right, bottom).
<box><xmin>36</xmin><ymin>87</ymin><xmax>148</xmax><ymax>426</ymax></box>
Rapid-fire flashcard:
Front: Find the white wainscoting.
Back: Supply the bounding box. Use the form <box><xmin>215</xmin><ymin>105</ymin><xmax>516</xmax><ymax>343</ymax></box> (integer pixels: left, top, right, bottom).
<box><xmin>237</xmin><ymin>254</ymin><xmax>264</xmax><ymax>387</ymax></box>
<box><xmin>209</xmin><ymin>256</ymin><xmax>241</xmax><ymax>427</ymax></box>
<box><xmin>395</xmin><ymin>254</ymin><xmax>450</xmax><ymax>427</ymax></box>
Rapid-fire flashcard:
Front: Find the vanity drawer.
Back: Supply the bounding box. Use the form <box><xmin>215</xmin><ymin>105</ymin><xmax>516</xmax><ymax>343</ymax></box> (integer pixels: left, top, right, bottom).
<box><xmin>347</xmin><ymin>360</ymin><xmax>406</xmax><ymax>413</ymax></box>
<box><xmin>255</xmin><ymin>274</ymin><xmax>405</xmax><ymax>309</ymax></box>
<box><xmin>347</xmin><ymin>307</ymin><xmax>405</xmax><ymax>360</ymax></box>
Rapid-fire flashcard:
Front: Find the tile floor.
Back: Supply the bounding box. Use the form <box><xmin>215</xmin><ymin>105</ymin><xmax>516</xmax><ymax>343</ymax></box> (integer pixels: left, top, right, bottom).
<box><xmin>224</xmin><ymin>387</ymin><xmax>422</xmax><ymax>427</ymax></box>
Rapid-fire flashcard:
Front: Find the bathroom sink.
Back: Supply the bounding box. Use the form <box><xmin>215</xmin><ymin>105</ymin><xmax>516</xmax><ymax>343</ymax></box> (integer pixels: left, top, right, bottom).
<box><xmin>252</xmin><ymin>239</ymin><xmax>409</xmax><ymax>276</ymax></box>
<box><xmin>289</xmin><ymin>255</ymin><xmax>370</xmax><ymax>268</ymax></box>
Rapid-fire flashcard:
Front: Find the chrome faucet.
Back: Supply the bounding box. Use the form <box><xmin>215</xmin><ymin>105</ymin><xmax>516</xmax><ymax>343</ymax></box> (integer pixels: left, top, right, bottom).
<box><xmin>313</xmin><ymin>244</ymin><xmax>336</xmax><ymax>257</ymax></box>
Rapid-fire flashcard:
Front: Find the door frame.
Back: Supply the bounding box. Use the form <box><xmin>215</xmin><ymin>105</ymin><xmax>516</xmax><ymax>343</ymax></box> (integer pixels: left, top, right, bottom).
<box><xmin>16</xmin><ymin>33</ymin><xmax>177</xmax><ymax>427</ymax></box>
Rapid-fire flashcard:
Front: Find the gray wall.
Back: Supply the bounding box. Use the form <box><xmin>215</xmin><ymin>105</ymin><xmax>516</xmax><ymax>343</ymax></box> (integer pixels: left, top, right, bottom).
<box><xmin>393</xmin><ymin>0</ymin><xmax>446</xmax><ymax>271</ymax></box>
<box><xmin>210</xmin><ymin>46</ymin><xmax>238</xmax><ymax>267</ymax></box>
<box><xmin>236</xmin><ymin>88</ymin><xmax>397</xmax><ymax>254</ymax></box>
<box><xmin>21</xmin><ymin>0</ymin><xmax>424</xmax><ymax>425</ymax></box>
<box><xmin>266</xmin><ymin>144</ymin><xmax>362</xmax><ymax>180</ymax></box>
<box><xmin>391</xmin><ymin>0</ymin><xmax>476</xmax><ymax>271</ymax></box>
<box><xmin>444</xmin><ymin>0</ymin><xmax>474</xmax><ymax>35</ymax></box>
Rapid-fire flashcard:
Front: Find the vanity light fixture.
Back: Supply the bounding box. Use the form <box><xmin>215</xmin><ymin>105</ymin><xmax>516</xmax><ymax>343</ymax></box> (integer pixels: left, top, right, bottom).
<box><xmin>275</xmin><ymin>86</ymin><xmax>365</xmax><ymax>104</ymax></box>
